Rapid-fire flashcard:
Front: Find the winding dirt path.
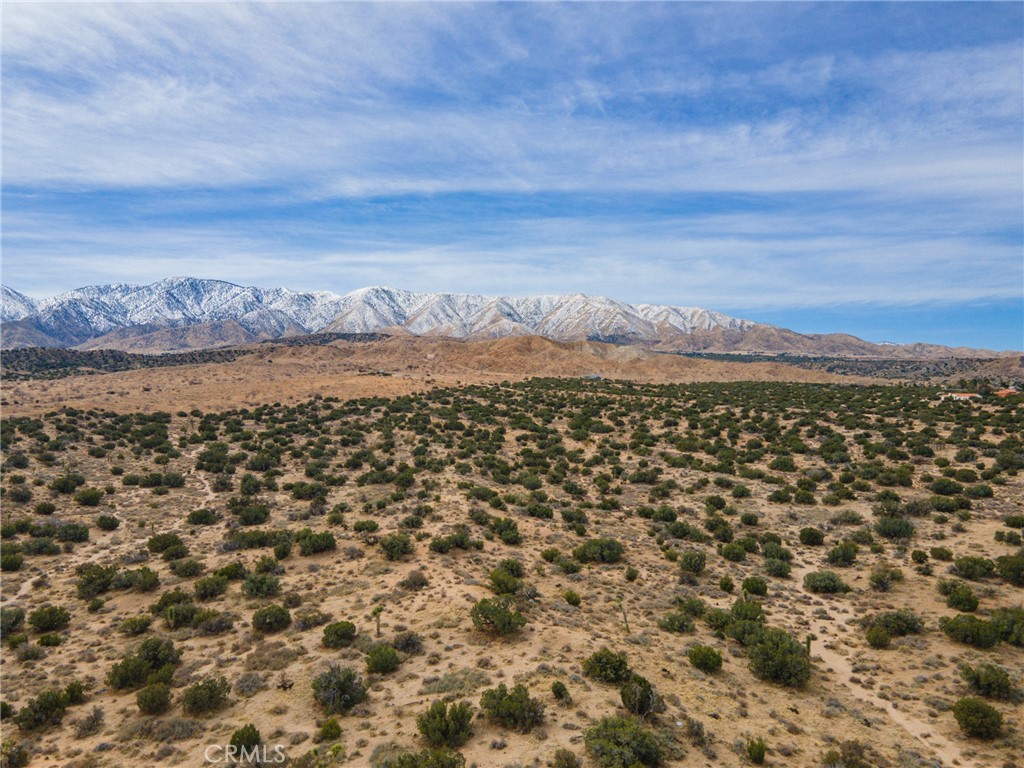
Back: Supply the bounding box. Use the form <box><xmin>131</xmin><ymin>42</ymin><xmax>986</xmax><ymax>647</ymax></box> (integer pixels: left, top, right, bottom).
<box><xmin>793</xmin><ymin>562</ymin><xmax>983</xmax><ymax>768</ymax></box>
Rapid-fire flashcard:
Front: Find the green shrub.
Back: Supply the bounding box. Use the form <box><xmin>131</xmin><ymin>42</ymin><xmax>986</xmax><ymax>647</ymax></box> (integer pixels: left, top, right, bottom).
<box><xmin>826</xmin><ymin>541</ymin><xmax>858</xmax><ymax>566</ymax></box>
<box><xmin>0</xmin><ymin>553</ymin><xmax>23</xmax><ymax>572</ymax></box>
<box><xmin>480</xmin><ymin>683</ymin><xmax>545</xmax><ymax>732</ymax></box>
<box><xmin>563</xmin><ymin>589</ymin><xmax>581</xmax><ymax>607</ymax></box>
<box><xmin>866</xmin><ymin>625</ymin><xmax>891</xmax><ymax>649</ymax></box>
<box><xmin>242</xmin><ymin>573</ymin><xmax>281</xmax><ymax>599</ymax></box>
<box><xmin>620</xmin><ymin>674</ymin><xmax>661</xmax><ymax>717</ymax></box>
<box><xmin>181</xmin><ymin>675</ymin><xmax>230</xmax><ymax>715</ymax></box>
<box><xmin>417</xmin><ymin>700</ymin><xmax>474</xmax><ymax>748</ymax></box>
<box><xmin>584</xmin><ymin>715</ymin><xmax>662</xmax><ymax>768</ymax></box>
<box><xmin>96</xmin><ymin>515</ymin><xmax>120</xmax><ymax>531</ymax></box>
<box><xmin>119</xmin><ymin>615</ymin><xmax>152</xmax><ymax>636</ymax></box>
<box><xmin>930</xmin><ymin>546</ymin><xmax>954</xmax><ymax>561</ymax></box>
<box><xmin>764</xmin><ymin>558</ymin><xmax>791</xmax><ymax>578</ymax></box>
<box><xmin>996</xmin><ymin>555</ymin><xmax>1024</xmax><ymax>586</ymax></box>
<box><xmin>742</xmin><ymin>577</ymin><xmax>768</xmax><ymax>596</ymax></box>
<box><xmin>194</xmin><ymin>575</ymin><xmax>229</xmax><ymax>601</ymax></box>
<box><xmin>874</xmin><ymin>515</ymin><xmax>914</xmax><ymax>540</ymax></box>
<box><xmin>1</xmin><ymin>607</ymin><xmax>25</xmax><ymax>636</ymax></box>
<box><xmin>677</xmin><ymin>549</ymin><xmax>706</xmax><ymax>575</ymax></box>
<box><xmin>868</xmin><ymin>609</ymin><xmax>923</xmax><ymax>637</ymax></box>
<box><xmin>946</xmin><ymin>584</ymin><xmax>978</xmax><ymax>612</ymax></box>
<box><xmin>552</xmin><ymin>680</ymin><xmax>572</xmax><ymax>705</ymax></box>
<box><xmin>748</xmin><ymin>628</ymin><xmax>811</xmax><ymax>688</ymax></box>
<box><xmin>366</xmin><ymin>644</ymin><xmax>401</xmax><ymax>674</ymax></box>
<box><xmin>13</xmin><ymin>689</ymin><xmax>69</xmax><ymax>731</ymax></box>
<box><xmin>74</xmin><ymin>488</ymin><xmax>104</xmax><ymax>507</ymax></box>
<box><xmin>311</xmin><ymin>665</ymin><xmax>368</xmax><ymax>714</ymax></box>
<box><xmin>252</xmin><ymin>605</ymin><xmax>291</xmax><ymax>634</ymax></box>
<box><xmin>323</xmin><ymin>621</ymin><xmax>357</xmax><ymax>648</ymax></box>
<box><xmin>28</xmin><ymin>605</ymin><xmax>71</xmax><ymax>633</ymax></box>
<box><xmin>868</xmin><ymin>566</ymin><xmax>904</xmax><ymax>593</ymax></box>
<box><xmin>469</xmin><ymin>596</ymin><xmax>526</xmax><ymax>635</ymax></box>
<box><xmin>991</xmin><ymin>607</ymin><xmax>1024</xmax><ymax>646</ymax></box>
<box><xmin>380</xmin><ymin>749</ymin><xmax>466</xmax><ymax>768</ymax></box>
<box><xmin>952</xmin><ymin>696</ymin><xmax>1002</xmax><ymax>739</ymax></box>
<box><xmin>803</xmin><ymin>570</ymin><xmax>850</xmax><ymax>594</ymax></box>
<box><xmin>746</xmin><ymin>737</ymin><xmax>767</xmax><ymax>764</ymax></box>
<box><xmin>136</xmin><ymin>682</ymin><xmax>171</xmax><ymax>714</ymax></box>
<box><xmin>720</xmin><ymin>542</ymin><xmax>746</xmax><ymax>562</ymax></box>
<box><xmin>582</xmin><ymin>648</ymin><xmax>631</xmax><ymax>684</ymax></box>
<box><xmin>719</xmin><ymin>574</ymin><xmax>734</xmax><ymax>593</ymax></box>
<box><xmin>169</xmin><ymin>558</ymin><xmax>204</xmax><ymax>578</ymax></box>
<box><xmin>955</xmin><ymin>556</ymin><xmax>995</xmax><ymax>581</ymax></box>
<box><xmin>319</xmin><ymin>717</ymin><xmax>341</xmax><ymax>741</ymax></box>
<box><xmin>960</xmin><ymin>663</ymin><xmax>1015</xmax><ymax>700</ymax></box>
<box><xmin>657</xmin><ymin>612</ymin><xmax>694</xmax><ymax>633</ymax></box>
<box><xmin>230</xmin><ymin>723</ymin><xmax>262</xmax><ymax>751</ymax></box>
<box><xmin>573</xmin><ymin>537</ymin><xmax>625</xmax><ymax>563</ymax></box>
<box><xmin>379</xmin><ymin>533</ymin><xmax>414</xmax><ymax>561</ymax></box>
<box><xmin>940</xmin><ymin>615</ymin><xmax>1000</xmax><ymax>648</ymax></box>
<box><xmin>187</xmin><ymin>508</ymin><xmax>219</xmax><ymax>525</ymax></box>
<box><xmin>687</xmin><ymin>645</ymin><xmax>722</xmax><ymax>673</ymax></box>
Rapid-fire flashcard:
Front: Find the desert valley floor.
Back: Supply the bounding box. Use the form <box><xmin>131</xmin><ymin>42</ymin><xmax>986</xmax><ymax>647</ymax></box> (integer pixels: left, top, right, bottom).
<box><xmin>0</xmin><ymin>338</ymin><xmax>1021</xmax><ymax>768</ymax></box>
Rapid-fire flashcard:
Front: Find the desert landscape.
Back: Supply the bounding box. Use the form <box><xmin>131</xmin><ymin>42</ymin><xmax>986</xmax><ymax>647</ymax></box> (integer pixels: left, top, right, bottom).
<box><xmin>1</xmin><ymin>344</ymin><xmax>1021</xmax><ymax>768</ymax></box>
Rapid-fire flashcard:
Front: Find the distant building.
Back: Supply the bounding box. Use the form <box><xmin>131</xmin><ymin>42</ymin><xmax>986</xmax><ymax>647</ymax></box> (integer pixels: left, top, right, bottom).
<box><xmin>947</xmin><ymin>392</ymin><xmax>980</xmax><ymax>401</ymax></box>
<box><xmin>995</xmin><ymin>388</ymin><xmax>1019</xmax><ymax>398</ymax></box>
<box><xmin>581</xmin><ymin>374</ymin><xmax>603</xmax><ymax>380</ymax></box>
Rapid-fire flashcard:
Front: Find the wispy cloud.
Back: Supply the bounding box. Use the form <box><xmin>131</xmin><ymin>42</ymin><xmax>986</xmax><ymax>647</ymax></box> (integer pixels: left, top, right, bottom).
<box><xmin>1</xmin><ymin>3</ymin><xmax>1021</xmax><ymax>347</ymax></box>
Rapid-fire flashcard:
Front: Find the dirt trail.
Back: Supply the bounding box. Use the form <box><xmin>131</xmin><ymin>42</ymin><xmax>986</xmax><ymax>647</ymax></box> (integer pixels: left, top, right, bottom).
<box><xmin>793</xmin><ymin>562</ymin><xmax>983</xmax><ymax>768</ymax></box>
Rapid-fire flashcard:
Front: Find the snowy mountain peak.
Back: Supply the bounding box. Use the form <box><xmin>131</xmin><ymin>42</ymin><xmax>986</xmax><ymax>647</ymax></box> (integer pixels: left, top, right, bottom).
<box><xmin>0</xmin><ymin>277</ymin><xmax>761</xmax><ymax>349</ymax></box>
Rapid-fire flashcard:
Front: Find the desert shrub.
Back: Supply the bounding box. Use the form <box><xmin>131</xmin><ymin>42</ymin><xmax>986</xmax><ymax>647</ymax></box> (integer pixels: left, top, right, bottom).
<box><xmin>230</xmin><ymin>723</ymin><xmax>262</xmax><ymax>752</ymax></box>
<box><xmin>952</xmin><ymin>696</ymin><xmax>1002</xmax><ymax>739</ymax></box>
<box><xmin>323</xmin><ymin>621</ymin><xmax>357</xmax><ymax>648</ymax></box>
<box><xmin>488</xmin><ymin>566</ymin><xmax>522</xmax><ymax>595</ymax></box>
<box><xmin>399</xmin><ymin>570</ymin><xmax>430</xmax><ymax>591</ymax></box>
<box><xmin>1</xmin><ymin>607</ymin><xmax>25</xmax><ymax>636</ymax></box>
<box><xmin>991</xmin><ymin>607</ymin><xmax>1024</xmax><ymax>646</ymax></box>
<box><xmin>583</xmin><ymin>648</ymin><xmax>631</xmax><ymax>684</ymax></box>
<box><xmin>366</xmin><ymin>644</ymin><xmax>401</xmax><ymax>674</ymax></box>
<box><xmin>749</xmin><ymin>628</ymin><xmax>811</xmax><ymax>688</ymax></box>
<box><xmin>74</xmin><ymin>488</ymin><xmax>104</xmax><ymax>507</ymax></box>
<box><xmin>584</xmin><ymin>715</ymin><xmax>662</xmax><ymax>768</ymax></box>
<box><xmin>826</xmin><ymin>541</ymin><xmax>858</xmax><ymax>566</ymax></box>
<box><xmin>117</xmin><ymin>615</ymin><xmax>152</xmax><ymax>636</ymax></box>
<box><xmin>874</xmin><ymin>515</ymin><xmax>914</xmax><ymax>540</ymax></box>
<box><xmin>940</xmin><ymin>615</ymin><xmax>1000</xmax><ymax>648</ymax></box>
<box><xmin>169</xmin><ymin>558</ymin><xmax>203</xmax><ymax>578</ymax></box>
<box><xmin>552</xmin><ymin>680</ymin><xmax>572</xmax><ymax>705</ymax></box>
<box><xmin>469</xmin><ymin>596</ymin><xmax>526</xmax><ymax>635</ymax></box>
<box><xmin>311</xmin><ymin>665</ymin><xmax>368</xmax><ymax>714</ymax></box>
<box><xmin>353</xmin><ymin>520</ymin><xmax>379</xmax><ymax>533</ymax></box>
<box><xmin>868</xmin><ymin>609</ymin><xmax>923</xmax><ymax>637</ymax></box>
<box><xmin>868</xmin><ymin>566</ymin><xmax>904</xmax><ymax>593</ymax></box>
<box><xmin>996</xmin><ymin>555</ymin><xmax>1024</xmax><ymax>587</ymax></box>
<box><xmin>319</xmin><ymin>717</ymin><xmax>341</xmax><ymax>740</ymax></box>
<box><xmin>620</xmin><ymin>674</ymin><xmax>662</xmax><ymax>717</ymax></box>
<box><xmin>96</xmin><ymin>515</ymin><xmax>120</xmax><ymax>531</ymax></box>
<box><xmin>296</xmin><ymin>529</ymin><xmax>337</xmax><ymax>556</ymax></box>
<box><xmin>946</xmin><ymin>584</ymin><xmax>979</xmax><ymax>612</ymax></box>
<box><xmin>181</xmin><ymin>676</ymin><xmax>230</xmax><ymax>715</ymax></box>
<box><xmin>960</xmin><ymin>663</ymin><xmax>1015</xmax><ymax>700</ymax></box>
<box><xmin>187</xmin><ymin>508</ymin><xmax>219</xmax><ymax>525</ymax></box>
<box><xmin>416</xmin><ymin>700</ymin><xmax>474</xmax><ymax>748</ymax></box>
<box><xmin>719</xmin><ymin>574</ymin><xmax>734</xmax><ymax>593</ymax></box>
<box><xmin>242</xmin><ymin>573</ymin><xmax>281</xmax><ymax>599</ymax></box>
<box><xmin>136</xmin><ymin>683</ymin><xmax>171</xmax><ymax>715</ymax></box>
<box><xmin>379</xmin><ymin>533</ymin><xmax>414</xmax><ymax>561</ymax></box>
<box><xmin>803</xmin><ymin>571</ymin><xmax>850</xmax><ymax>594</ymax></box>
<box><xmin>720</xmin><ymin>542</ymin><xmax>746</xmax><ymax>562</ymax></box>
<box><xmin>687</xmin><ymin>645</ymin><xmax>722</xmax><ymax>673</ymax></box>
<box><xmin>215</xmin><ymin>561</ymin><xmax>248</xmax><ymax>581</ymax></box>
<box><xmin>480</xmin><ymin>683</ymin><xmax>545</xmax><ymax>732</ymax></box>
<box><xmin>28</xmin><ymin>605</ymin><xmax>71</xmax><ymax>633</ymax></box>
<box><xmin>742</xmin><ymin>577</ymin><xmax>768</xmax><ymax>596</ymax></box>
<box><xmin>573</xmin><ymin>537</ymin><xmax>625</xmax><ymax>563</ymax></box>
<box><xmin>194</xmin><ymin>575</ymin><xmax>229</xmax><ymax>601</ymax></box>
<box><xmin>747</xmin><ymin>737</ymin><xmax>767</xmax><ymax>764</ymax></box>
<box><xmin>563</xmin><ymin>589</ymin><xmax>582</xmax><ymax>607</ymax></box>
<box><xmin>677</xmin><ymin>549</ymin><xmax>706</xmax><ymax>575</ymax></box>
<box><xmin>252</xmin><ymin>605</ymin><xmax>291</xmax><ymax>634</ymax></box>
<box><xmin>76</xmin><ymin>563</ymin><xmax>119</xmax><ymax>599</ymax></box>
<box><xmin>0</xmin><ymin>553</ymin><xmax>23</xmax><ymax>572</ymax></box>
<box><xmin>764</xmin><ymin>558</ymin><xmax>791</xmax><ymax>578</ymax></box>
<box><xmin>294</xmin><ymin>608</ymin><xmax>331</xmax><ymax>631</ymax></box>
<box><xmin>657</xmin><ymin>612</ymin><xmax>694</xmax><ymax>633</ymax></box>
<box><xmin>147</xmin><ymin>533</ymin><xmax>183</xmax><ymax>554</ymax></box>
<box><xmin>866</xmin><ymin>625</ymin><xmax>891</xmax><ymax>649</ymax></box>
<box><xmin>955</xmin><ymin>556</ymin><xmax>995</xmax><ymax>581</ymax></box>
<box><xmin>13</xmin><ymin>689</ymin><xmax>69</xmax><ymax>731</ymax></box>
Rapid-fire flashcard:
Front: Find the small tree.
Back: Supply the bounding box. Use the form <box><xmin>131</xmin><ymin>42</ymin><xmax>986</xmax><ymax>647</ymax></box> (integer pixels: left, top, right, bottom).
<box><xmin>417</xmin><ymin>700</ymin><xmax>474</xmax><ymax>748</ymax></box>
<box><xmin>748</xmin><ymin>628</ymin><xmax>811</xmax><ymax>688</ymax></box>
<box><xmin>469</xmin><ymin>596</ymin><xmax>526</xmax><ymax>636</ymax></box>
<box><xmin>181</xmin><ymin>676</ymin><xmax>230</xmax><ymax>715</ymax></box>
<box><xmin>620</xmin><ymin>674</ymin><xmax>661</xmax><ymax>718</ymax></box>
<box><xmin>584</xmin><ymin>716</ymin><xmax>662</xmax><ymax>768</ymax></box>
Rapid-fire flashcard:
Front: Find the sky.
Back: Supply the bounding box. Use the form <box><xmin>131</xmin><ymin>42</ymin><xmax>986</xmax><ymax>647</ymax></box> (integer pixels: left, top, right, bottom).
<box><xmin>2</xmin><ymin>2</ymin><xmax>1022</xmax><ymax>350</ymax></box>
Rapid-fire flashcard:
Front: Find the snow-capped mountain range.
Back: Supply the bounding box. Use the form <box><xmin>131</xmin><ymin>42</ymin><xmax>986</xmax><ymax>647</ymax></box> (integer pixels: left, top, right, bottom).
<box><xmin>0</xmin><ymin>278</ymin><xmax>758</xmax><ymax>349</ymax></box>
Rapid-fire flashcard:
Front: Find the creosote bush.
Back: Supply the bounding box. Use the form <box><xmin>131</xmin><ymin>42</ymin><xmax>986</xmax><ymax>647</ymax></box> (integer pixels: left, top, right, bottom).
<box><xmin>582</xmin><ymin>648</ymin><xmax>631</xmax><ymax>684</ymax></box>
<box><xmin>323</xmin><ymin>621</ymin><xmax>357</xmax><ymax>648</ymax></box>
<box><xmin>687</xmin><ymin>645</ymin><xmax>722</xmax><ymax>673</ymax></box>
<box><xmin>584</xmin><ymin>715</ymin><xmax>662</xmax><ymax>768</ymax></box>
<box><xmin>181</xmin><ymin>676</ymin><xmax>230</xmax><ymax>715</ymax></box>
<box><xmin>479</xmin><ymin>683</ymin><xmax>545</xmax><ymax>733</ymax></box>
<box><xmin>312</xmin><ymin>665</ymin><xmax>368</xmax><ymax>714</ymax></box>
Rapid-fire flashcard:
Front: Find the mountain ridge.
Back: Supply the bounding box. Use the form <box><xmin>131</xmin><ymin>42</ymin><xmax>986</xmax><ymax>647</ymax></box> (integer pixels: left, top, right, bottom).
<box><xmin>0</xmin><ymin>277</ymin><xmax>1011</xmax><ymax>357</ymax></box>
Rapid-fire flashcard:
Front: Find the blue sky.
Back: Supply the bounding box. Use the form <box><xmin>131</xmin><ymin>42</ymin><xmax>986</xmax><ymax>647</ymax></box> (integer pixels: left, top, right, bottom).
<box><xmin>2</xmin><ymin>2</ymin><xmax>1022</xmax><ymax>349</ymax></box>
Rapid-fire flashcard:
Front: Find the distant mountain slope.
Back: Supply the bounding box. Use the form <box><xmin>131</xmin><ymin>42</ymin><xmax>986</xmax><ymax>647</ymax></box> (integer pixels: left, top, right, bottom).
<box><xmin>0</xmin><ymin>277</ymin><xmax>1009</xmax><ymax>357</ymax></box>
